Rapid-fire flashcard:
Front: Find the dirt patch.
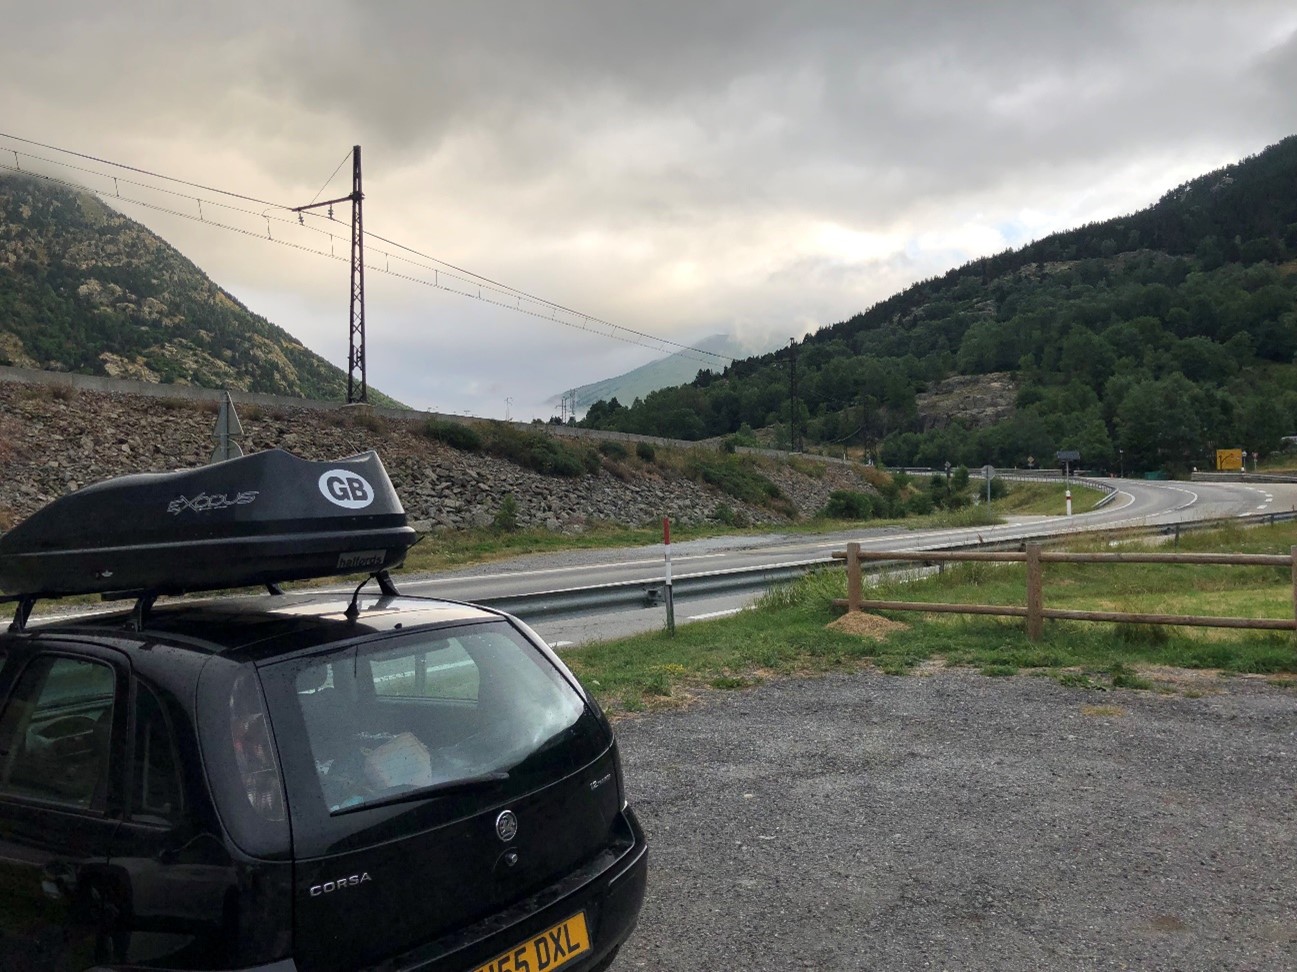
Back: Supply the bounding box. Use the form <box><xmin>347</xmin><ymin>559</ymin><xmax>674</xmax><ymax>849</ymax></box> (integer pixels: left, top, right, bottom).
<box><xmin>827</xmin><ymin>611</ymin><xmax>910</xmax><ymax>639</ymax></box>
<box><xmin>1082</xmin><ymin>704</ymin><xmax>1127</xmax><ymax>718</ymax></box>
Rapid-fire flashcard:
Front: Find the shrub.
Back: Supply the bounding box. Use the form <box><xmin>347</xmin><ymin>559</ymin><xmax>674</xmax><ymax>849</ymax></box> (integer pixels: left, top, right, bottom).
<box><xmin>347</xmin><ymin>409</ymin><xmax>388</xmax><ymax>433</ymax></box>
<box><xmin>636</xmin><ymin>442</ymin><xmax>656</xmax><ymax>463</ymax></box>
<box><xmin>492</xmin><ymin>494</ymin><xmax>520</xmax><ymax>532</ymax></box>
<box><xmin>487</xmin><ymin>425</ymin><xmax>591</xmax><ymax>477</ymax></box>
<box><xmin>598</xmin><ymin>440</ymin><xmax>629</xmax><ymax>460</ymax></box>
<box><xmin>422</xmin><ymin>419</ymin><xmax>482</xmax><ymax>452</ymax></box>
<box><xmin>728</xmin><ymin>424</ymin><xmax>761</xmax><ymax>448</ymax></box>
<box><xmin>904</xmin><ymin>491</ymin><xmax>934</xmax><ymax>516</ymax></box>
<box><xmin>822</xmin><ymin>490</ymin><xmax>874</xmax><ymax>519</ymax></box>
<box><xmin>712</xmin><ymin>503</ymin><xmax>749</xmax><ymax>527</ymax></box>
<box><xmin>686</xmin><ymin>454</ymin><xmax>786</xmax><ymax>509</ymax></box>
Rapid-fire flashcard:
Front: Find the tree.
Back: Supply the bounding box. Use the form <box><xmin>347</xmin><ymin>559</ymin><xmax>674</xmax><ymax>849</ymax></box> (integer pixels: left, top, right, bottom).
<box><xmin>1114</xmin><ymin>374</ymin><xmax>1205</xmax><ymax>473</ymax></box>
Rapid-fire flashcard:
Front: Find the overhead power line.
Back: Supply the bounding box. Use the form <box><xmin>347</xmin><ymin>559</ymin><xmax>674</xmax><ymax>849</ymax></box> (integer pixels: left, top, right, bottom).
<box><xmin>0</xmin><ymin>132</ymin><xmax>734</xmax><ymax>370</ymax></box>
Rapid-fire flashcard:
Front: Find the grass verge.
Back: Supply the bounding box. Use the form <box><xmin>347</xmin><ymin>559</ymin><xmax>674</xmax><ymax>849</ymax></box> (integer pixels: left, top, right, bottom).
<box><xmin>568</xmin><ymin>522</ymin><xmax>1297</xmax><ymax>715</ymax></box>
<box><xmin>990</xmin><ymin>481</ymin><xmax>1108</xmax><ymax>515</ymax></box>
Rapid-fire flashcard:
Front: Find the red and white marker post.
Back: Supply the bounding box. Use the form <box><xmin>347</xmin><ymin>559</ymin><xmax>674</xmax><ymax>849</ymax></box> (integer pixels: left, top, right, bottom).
<box><xmin>663</xmin><ymin>517</ymin><xmax>676</xmax><ymax>635</ymax></box>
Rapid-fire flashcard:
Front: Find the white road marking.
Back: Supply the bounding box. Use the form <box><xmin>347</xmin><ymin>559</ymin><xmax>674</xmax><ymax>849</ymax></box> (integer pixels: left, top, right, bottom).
<box><xmin>421</xmin><ymin>551</ymin><xmax>731</xmax><ymax>583</ymax></box>
<box><xmin>687</xmin><ymin>608</ymin><xmax>745</xmax><ymax>620</ymax></box>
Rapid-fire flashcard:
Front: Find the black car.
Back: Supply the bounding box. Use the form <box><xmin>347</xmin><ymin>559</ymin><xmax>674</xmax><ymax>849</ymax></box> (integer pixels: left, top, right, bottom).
<box><xmin>0</xmin><ymin>451</ymin><xmax>647</xmax><ymax>971</ymax></box>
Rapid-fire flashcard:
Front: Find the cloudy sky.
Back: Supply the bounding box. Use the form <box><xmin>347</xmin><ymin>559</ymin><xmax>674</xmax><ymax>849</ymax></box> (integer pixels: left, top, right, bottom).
<box><xmin>3</xmin><ymin>1</ymin><xmax>1296</xmax><ymax>418</ymax></box>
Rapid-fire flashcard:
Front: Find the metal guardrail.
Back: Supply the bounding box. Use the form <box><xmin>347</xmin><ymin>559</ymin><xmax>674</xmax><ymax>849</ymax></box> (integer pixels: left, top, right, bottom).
<box><xmin>479</xmin><ymin>507</ymin><xmax>1297</xmax><ymax>623</ymax></box>
<box><xmin>475</xmin><ymin>559</ymin><xmax>826</xmax><ymax>620</ymax></box>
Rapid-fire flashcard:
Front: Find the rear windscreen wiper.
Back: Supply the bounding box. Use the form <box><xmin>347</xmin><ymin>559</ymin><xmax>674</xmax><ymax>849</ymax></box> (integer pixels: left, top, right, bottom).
<box><xmin>333</xmin><ymin>771</ymin><xmax>510</xmax><ymax>815</ymax></box>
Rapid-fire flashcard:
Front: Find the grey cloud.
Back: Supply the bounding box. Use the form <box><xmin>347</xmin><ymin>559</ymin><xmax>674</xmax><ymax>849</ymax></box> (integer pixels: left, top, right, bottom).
<box><xmin>3</xmin><ymin>1</ymin><xmax>1295</xmax><ymax>416</ymax></box>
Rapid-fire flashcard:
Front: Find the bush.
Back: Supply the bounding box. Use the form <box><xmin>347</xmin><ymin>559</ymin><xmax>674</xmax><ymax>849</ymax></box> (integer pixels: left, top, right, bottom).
<box><xmin>712</xmin><ymin>503</ymin><xmax>749</xmax><ymax>527</ymax></box>
<box><xmin>822</xmin><ymin>490</ymin><xmax>874</xmax><ymax>519</ymax></box>
<box><xmin>686</xmin><ymin>454</ymin><xmax>788</xmax><ymax>512</ymax></box>
<box><xmin>347</xmin><ymin>409</ymin><xmax>388</xmax><ymax>433</ymax></box>
<box><xmin>487</xmin><ymin>425</ymin><xmax>592</xmax><ymax>477</ymax></box>
<box><xmin>423</xmin><ymin>419</ymin><xmax>482</xmax><ymax>452</ymax></box>
<box><xmin>598</xmin><ymin>440</ymin><xmax>629</xmax><ymax>460</ymax></box>
<box><xmin>492</xmin><ymin>494</ymin><xmax>520</xmax><ymax>532</ymax></box>
<box><xmin>636</xmin><ymin>442</ymin><xmax>656</xmax><ymax>463</ymax></box>
<box><xmin>905</xmin><ymin>491</ymin><xmax>935</xmax><ymax>516</ymax></box>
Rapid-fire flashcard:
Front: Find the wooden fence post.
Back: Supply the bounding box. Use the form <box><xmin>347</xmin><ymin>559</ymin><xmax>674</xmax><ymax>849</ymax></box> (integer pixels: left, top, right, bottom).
<box><xmin>1026</xmin><ymin>543</ymin><xmax>1043</xmax><ymax>641</ymax></box>
<box><xmin>1291</xmin><ymin>545</ymin><xmax>1296</xmax><ymax>642</ymax></box>
<box><xmin>847</xmin><ymin>542</ymin><xmax>861</xmax><ymax>613</ymax></box>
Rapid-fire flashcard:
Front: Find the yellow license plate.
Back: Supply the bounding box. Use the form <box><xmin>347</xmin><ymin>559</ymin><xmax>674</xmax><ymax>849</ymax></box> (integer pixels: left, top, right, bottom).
<box><xmin>472</xmin><ymin>912</ymin><xmax>591</xmax><ymax>972</ymax></box>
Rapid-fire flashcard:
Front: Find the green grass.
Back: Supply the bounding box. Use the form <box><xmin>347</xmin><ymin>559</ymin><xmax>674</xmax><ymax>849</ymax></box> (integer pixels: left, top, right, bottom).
<box><xmin>991</xmin><ymin>481</ymin><xmax>1108</xmax><ymax>515</ymax></box>
<box><xmin>569</xmin><ymin>522</ymin><xmax>1297</xmax><ymax>714</ymax></box>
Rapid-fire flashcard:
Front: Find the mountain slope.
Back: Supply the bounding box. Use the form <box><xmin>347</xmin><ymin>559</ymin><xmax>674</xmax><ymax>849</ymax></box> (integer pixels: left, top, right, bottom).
<box><xmin>554</xmin><ymin>333</ymin><xmax>780</xmax><ymax>412</ymax></box>
<box><xmin>0</xmin><ymin>174</ymin><xmax>403</xmax><ymax>406</ymax></box>
<box><xmin>580</xmin><ymin>136</ymin><xmax>1297</xmax><ymax>474</ymax></box>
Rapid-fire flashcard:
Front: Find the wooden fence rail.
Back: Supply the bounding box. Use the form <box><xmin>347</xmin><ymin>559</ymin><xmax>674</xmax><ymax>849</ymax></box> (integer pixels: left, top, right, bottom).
<box><xmin>831</xmin><ymin>543</ymin><xmax>1297</xmax><ymax>641</ymax></box>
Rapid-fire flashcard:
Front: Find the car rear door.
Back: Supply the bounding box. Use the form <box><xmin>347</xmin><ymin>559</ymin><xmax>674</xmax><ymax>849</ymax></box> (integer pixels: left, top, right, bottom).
<box><xmin>258</xmin><ymin>621</ymin><xmax>622</xmax><ymax>972</ymax></box>
<box><xmin>0</xmin><ymin>640</ymin><xmax>129</xmax><ymax>971</ymax></box>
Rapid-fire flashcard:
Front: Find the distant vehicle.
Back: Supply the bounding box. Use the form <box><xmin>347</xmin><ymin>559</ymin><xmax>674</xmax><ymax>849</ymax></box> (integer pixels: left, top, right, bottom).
<box><xmin>0</xmin><ymin>450</ymin><xmax>647</xmax><ymax>971</ymax></box>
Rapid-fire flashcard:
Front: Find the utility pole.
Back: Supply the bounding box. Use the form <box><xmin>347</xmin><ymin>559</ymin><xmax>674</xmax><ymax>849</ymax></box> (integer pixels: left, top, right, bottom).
<box><xmin>788</xmin><ymin>338</ymin><xmax>800</xmax><ymax>452</ymax></box>
<box><xmin>294</xmin><ymin>146</ymin><xmax>367</xmax><ymax>403</ymax></box>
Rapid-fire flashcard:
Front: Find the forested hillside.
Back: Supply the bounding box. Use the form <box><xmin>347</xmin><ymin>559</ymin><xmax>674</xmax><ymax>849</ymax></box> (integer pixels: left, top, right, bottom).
<box><xmin>0</xmin><ymin>174</ymin><xmax>403</xmax><ymax>406</ymax></box>
<box><xmin>582</xmin><ymin>136</ymin><xmax>1297</xmax><ymax>475</ymax></box>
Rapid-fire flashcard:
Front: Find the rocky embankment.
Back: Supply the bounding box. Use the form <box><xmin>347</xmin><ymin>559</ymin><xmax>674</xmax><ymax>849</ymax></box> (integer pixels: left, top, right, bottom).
<box><xmin>0</xmin><ymin>381</ymin><xmax>876</xmax><ymax>533</ymax></box>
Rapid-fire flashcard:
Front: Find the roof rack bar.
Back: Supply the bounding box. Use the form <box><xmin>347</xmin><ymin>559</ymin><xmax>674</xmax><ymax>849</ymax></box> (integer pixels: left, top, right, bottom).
<box><xmin>9</xmin><ymin>596</ymin><xmax>35</xmax><ymax>633</ymax></box>
<box><xmin>129</xmin><ymin>593</ymin><xmax>158</xmax><ymax>632</ymax></box>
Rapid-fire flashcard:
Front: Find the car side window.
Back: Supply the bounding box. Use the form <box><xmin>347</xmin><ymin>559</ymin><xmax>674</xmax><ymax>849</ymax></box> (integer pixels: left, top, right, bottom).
<box><xmin>131</xmin><ymin>683</ymin><xmax>182</xmax><ymax>822</ymax></box>
<box><xmin>0</xmin><ymin>655</ymin><xmax>116</xmax><ymax>809</ymax></box>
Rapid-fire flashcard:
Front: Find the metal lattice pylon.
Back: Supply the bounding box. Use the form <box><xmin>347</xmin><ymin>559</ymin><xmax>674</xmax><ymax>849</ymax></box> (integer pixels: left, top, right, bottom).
<box><xmin>294</xmin><ymin>145</ymin><xmax>367</xmax><ymax>404</ymax></box>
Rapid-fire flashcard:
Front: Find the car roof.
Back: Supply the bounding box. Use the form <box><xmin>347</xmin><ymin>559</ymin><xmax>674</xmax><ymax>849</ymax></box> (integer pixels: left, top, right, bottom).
<box><xmin>9</xmin><ymin>592</ymin><xmax>505</xmax><ymax>663</ymax></box>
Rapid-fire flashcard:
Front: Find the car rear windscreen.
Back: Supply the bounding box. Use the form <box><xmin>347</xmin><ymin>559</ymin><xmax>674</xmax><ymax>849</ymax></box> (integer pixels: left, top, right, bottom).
<box><xmin>264</xmin><ymin>621</ymin><xmax>595</xmax><ymax>818</ymax></box>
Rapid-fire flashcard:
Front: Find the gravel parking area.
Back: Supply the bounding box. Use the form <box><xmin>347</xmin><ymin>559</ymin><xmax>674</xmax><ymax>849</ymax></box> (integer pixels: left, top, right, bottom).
<box><xmin>612</xmin><ymin>670</ymin><xmax>1297</xmax><ymax>971</ymax></box>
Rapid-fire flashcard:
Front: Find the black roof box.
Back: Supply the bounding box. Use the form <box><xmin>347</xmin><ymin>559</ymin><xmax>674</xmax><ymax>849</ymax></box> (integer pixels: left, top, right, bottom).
<box><xmin>0</xmin><ymin>449</ymin><xmax>418</xmax><ymax>599</ymax></box>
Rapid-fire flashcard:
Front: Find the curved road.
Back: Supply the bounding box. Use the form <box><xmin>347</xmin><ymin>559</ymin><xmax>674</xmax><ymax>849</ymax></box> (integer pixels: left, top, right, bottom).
<box><xmin>399</xmin><ymin>478</ymin><xmax>1297</xmax><ymax>644</ymax></box>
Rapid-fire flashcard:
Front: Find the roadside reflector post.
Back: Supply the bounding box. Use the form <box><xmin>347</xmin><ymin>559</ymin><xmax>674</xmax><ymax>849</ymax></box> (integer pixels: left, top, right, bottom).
<box><xmin>847</xmin><ymin>542</ymin><xmax>861</xmax><ymax>613</ymax></box>
<box><xmin>1026</xmin><ymin>543</ymin><xmax>1044</xmax><ymax>642</ymax></box>
<box><xmin>1065</xmin><ymin>488</ymin><xmax>1073</xmax><ymax>516</ymax></box>
<box><xmin>663</xmin><ymin>517</ymin><xmax>675</xmax><ymax>636</ymax></box>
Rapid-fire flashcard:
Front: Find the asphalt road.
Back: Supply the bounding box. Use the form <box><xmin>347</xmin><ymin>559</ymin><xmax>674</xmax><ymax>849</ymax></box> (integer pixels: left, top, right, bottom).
<box><xmin>404</xmin><ymin>480</ymin><xmax>1297</xmax><ymax>602</ymax></box>
<box><xmin>398</xmin><ymin>478</ymin><xmax>1297</xmax><ymax>646</ymax></box>
<box><xmin>611</xmin><ymin>668</ymin><xmax>1297</xmax><ymax>972</ymax></box>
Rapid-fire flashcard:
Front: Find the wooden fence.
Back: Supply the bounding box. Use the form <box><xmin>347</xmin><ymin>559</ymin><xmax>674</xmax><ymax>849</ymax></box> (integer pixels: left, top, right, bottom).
<box><xmin>831</xmin><ymin>543</ymin><xmax>1297</xmax><ymax>640</ymax></box>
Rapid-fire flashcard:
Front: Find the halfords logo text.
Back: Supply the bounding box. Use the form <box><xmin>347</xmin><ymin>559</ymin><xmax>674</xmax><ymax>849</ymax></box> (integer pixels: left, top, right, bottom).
<box><xmin>309</xmin><ymin>872</ymin><xmax>372</xmax><ymax>896</ymax></box>
<box><xmin>167</xmin><ymin>491</ymin><xmax>259</xmax><ymax>515</ymax></box>
<box><xmin>318</xmin><ymin>470</ymin><xmax>376</xmax><ymax>509</ymax></box>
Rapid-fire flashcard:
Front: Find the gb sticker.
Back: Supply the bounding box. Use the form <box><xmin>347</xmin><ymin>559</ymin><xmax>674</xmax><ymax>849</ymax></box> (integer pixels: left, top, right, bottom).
<box><xmin>319</xmin><ymin>469</ymin><xmax>375</xmax><ymax>509</ymax></box>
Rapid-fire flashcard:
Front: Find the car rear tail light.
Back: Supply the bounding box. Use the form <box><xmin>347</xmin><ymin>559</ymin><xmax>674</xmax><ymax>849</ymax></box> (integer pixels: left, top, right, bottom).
<box><xmin>229</xmin><ymin>671</ymin><xmax>286</xmax><ymax>823</ymax></box>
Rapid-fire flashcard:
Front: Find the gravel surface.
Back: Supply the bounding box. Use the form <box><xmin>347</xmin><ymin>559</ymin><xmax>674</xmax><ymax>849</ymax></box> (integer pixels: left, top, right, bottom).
<box><xmin>611</xmin><ymin>669</ymin><xmax>1297</xmax><ymax>971</ymax></box>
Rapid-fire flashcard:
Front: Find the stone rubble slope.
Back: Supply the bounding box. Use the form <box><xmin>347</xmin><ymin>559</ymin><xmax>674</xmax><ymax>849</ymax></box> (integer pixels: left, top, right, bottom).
<box><xmin>0</xmin><ymin>383</ymin><xmax>876</xmax><ymax>533</ymax></box>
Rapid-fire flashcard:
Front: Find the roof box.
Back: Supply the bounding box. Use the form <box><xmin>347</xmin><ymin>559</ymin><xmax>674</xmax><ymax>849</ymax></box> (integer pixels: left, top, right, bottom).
<box><xmin>0</xmin><ymin>449</ymin><xmax>418</xmax><ymax>599</ymax></box>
